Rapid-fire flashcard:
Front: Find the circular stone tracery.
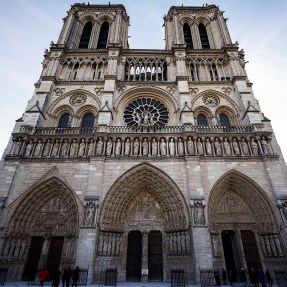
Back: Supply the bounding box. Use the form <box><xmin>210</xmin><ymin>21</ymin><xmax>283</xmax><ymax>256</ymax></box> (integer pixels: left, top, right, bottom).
<box><xmin>123</xmin><ymin>97</ymin><xmax>169</xmax><ymax>127</ymax></box>
<box><xmin>70</xmin><ymin>94</ymin><xmax>87</xmax><ymax>107</ymax></box>
<box><xmin>203</xmin><ymin>95</ymin><xmax>220</xmax><ymax>107</ymax></box>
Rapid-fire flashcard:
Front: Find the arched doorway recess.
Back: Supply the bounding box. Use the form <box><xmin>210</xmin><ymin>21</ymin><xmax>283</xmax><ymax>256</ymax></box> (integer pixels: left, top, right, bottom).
<box><xmin>96</xmin><ymin>163</ymin><xmax>193</xmax><ymax>282</ymax></box>
<box><xmin>208</xmin><ymin>170</ymin><xmax>285</xmax><ymax>281</ymax></box>
<box><xmin>1</xmin><ymin>177</ymin><xmax>80</xmax><ymax>280</ymax></box>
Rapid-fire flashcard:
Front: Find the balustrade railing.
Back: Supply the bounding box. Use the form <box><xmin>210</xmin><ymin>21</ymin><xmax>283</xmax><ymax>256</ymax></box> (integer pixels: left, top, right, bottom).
<box><xmin>18</xmin><ymin>124</ymin><xmax>265</xmax><ymax>136</ymax></box>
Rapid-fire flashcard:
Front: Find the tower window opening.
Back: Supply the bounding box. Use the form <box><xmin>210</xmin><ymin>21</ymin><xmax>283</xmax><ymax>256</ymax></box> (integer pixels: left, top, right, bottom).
<box><xmin>97</xmin><ymin>22</ymin><xmax>109</xmax><ymax>49</ymax></box>
<box><xmin>199</xmin><ymin>23</ymin><xmax>210</xmax><ymax>49</ymax></box>
<box><xmin>79</xmin><ymin>22</ymin><xmax>93</xmax><ymax>49</ymax></box>
<box><xmin>183</xmin><ymin>23</ymin><xmax>193</xmax><ymax>49</ymax></box>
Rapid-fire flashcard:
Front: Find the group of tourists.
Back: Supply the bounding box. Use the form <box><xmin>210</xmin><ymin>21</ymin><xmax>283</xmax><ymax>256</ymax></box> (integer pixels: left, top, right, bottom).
<box><xmin>220</xmin><ymin>267</ymin><xmax>273</xmax><ymax>287</ymax></box>
<box><xmin>38</xmin><ymin>266</ymin><xmax>80</xmax><ymax>287</ymax></box>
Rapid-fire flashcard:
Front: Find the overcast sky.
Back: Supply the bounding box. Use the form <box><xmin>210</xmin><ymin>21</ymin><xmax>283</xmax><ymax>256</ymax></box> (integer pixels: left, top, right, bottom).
<box><xmin>0</xmin><ymin>0</ymin><xmax>286</xmax><ymax>161</ymax></box>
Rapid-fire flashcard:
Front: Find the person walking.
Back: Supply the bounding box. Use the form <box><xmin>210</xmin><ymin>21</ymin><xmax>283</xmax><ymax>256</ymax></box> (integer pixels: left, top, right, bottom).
<box><xmin>52</xmin><ymin>270</ymin><xmax>61</xmax><ymax>287</ymax></box>
<box><xmin>72</xmin><ymin>266</ymin><xmax>80</xmax><ymax>287</ymax></box>
<box><xmin>258</xmin><ymin>269</ymin><xmax>267</xmax><ymax>287</ymax></box>
<box><xmin>62</xmin><ymin>267</ymin><xmax>72</xmax><ymax>287</ymax></box>
<box><xmin>265</xmin><ymin>269</ymin><xmax>273</xmax><ymax>287</ymax></box>
<box><xmin>39</xmin><ymin>267</ymin><xmax>49</xmax><ymax>287</ymax></box>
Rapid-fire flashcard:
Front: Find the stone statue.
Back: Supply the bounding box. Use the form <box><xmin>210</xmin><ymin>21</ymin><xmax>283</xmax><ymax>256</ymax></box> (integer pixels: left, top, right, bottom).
<box><xmin>124</xmin><ymin>138</ymin><xmax>131</xmax><ymax>156</ymax></box>
<box><xmin>178</xmin><ymin>138</ymin><xmax>184</xmax><ymax>156</ymax></box>
<box><xmin>78</xmin><ymin>139</ymin><xmax>86</xmax><ymax>157</ymax></box>
<box><xmin>160</xmin><ymin>138</ymin><xmax>167</xmax><ymax>156</ymax></box>
<box><xmin>151</xmin><ymin>138</ymin><xmax>158</xmax><ymax>156</ymax></box>
<box><xmin>241</xmin><ymin>138</ymin><xmax>249</xmax><ymax>155</ymax></box>
<box><xmin>261</xmin><ymin>136</ymin><xmax>271</xmax><ymax>154</ymax></box>
<box><xmin>85</xmin><ymin>202</ymin><xmax>95</xmax><ymax>226</ymax></box>
<box><xmin>187</xmin><ymin>137</ymin><xmax>194</xmax><ymax>155</ymax></box>
<box><xmin>194</xmin><ymin>202</ymin><xmax>205</xmax><ymax>225</ymax></box>
<box><xmin>42</xmin><ymin>140</ymin><xmax>51</xmax><ymax>157</ymax></box>
<box><xmin>135</xmin><ymin>112</ymin><xmax>141</xmax><ymax>126</ymax></box>
<box><xmin>61</xmin><ymin>139</ymin><xmax>69</xmax><ymax>157</ymax></box>
<box><xmin>250</xmin><ymin>138</ymin><xmax>258</xmax><ymax>155</ymax></box>
<box><xmin>205</xmin><ymin>138</ymin><xmax>212</xmax><ymax>155</ymax></box>
<box><xmin>197</xmin><ymin>138</ymin><xmax>204</xmax><ymax>155</ymax></box>
<box><xmin>51</xmin><ymin>139</ymin><xmax>60</xmax><ymax>157</ymax></box>
<box><xmin>142</xmin><ymin>138</ymin><xmax>148</xmax><ymax>156</ymax></box>
<box><xmin>133</xmin><ymin>138</ymin><xmax>139</xmax><ymax>156</ymax></box>
<box><xmin>232</xmin><ymin>138</ymin><xmax>240</xmax><ymax>155</ymax></box>
<box><xmin>87</xmin><ymin>139</ymin><xmax>94</xmax><ymax>156</ymax></box>
<box><xmin>25</xmin><ymin>140</ymin><xmax>33</xmax><ymax>157</ymax></box>
<box><xmin>169</xmin><ymin>138</ymin><xmax>175</xmax><ymax>156</ymax></box>
<box><xmin>34</xmin><ymin>140</ymin><xmax>43</xmax><ymax>157</ymax></box>
<box><xmin>223</xmin><ymin>138</ymin><xmax>231</xmax><ymax>156</ymax></box>
<box><xmin>13</xmin><ymin>140</ymin><xmax>22</xmax><ymax>155</ymax></box>
<box><xmin>96</xmin><ymin>137</ymin><xmax>103</xmax><ymax>155</ymax></box>
<box><xmin>115</xmin><ymin>139</ymin><xmax>122</xmax><ymax>156</ymax></box>
<box><xmin>70</xmin><ymin>139</ymin><xmax>78</xmax><ymax>157</ymax></box>
<box><xmin>106</xmin><ymin>139</ymin><xmax>113</xmax><ymax>156</ymax></box>
<box><xmin>214</xmin><ymin>138</ymin><xmax>222</xmax><ymax>156</ymax></box>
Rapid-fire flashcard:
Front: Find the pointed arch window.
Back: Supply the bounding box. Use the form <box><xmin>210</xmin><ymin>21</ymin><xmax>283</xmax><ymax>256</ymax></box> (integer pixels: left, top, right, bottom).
<box><xmin>58</xmin><ymin>113</ymin><xmax>70</xmax><ymax>128</ymax></box>
<box><xmin>81</xmin><ymin>113</ymin><xmax>95</xmax><ymax>128</ymax></box>
<box><xmin>183</xmin><ymin>23</ymin><xmax>193</xmax><ymax>49</ymax></box>
<box><xmin>79</xmin><ymin>22</ymin><xmax>93</xmax><ymax>49</ymax></box>
<box><xmin>81</xmin><ymin>113</ymin><xmax>95</xmax><ymax>134</ymax></box>
<box><xmin>219</xmin><ymin>114</ymin><xmax>230</xmax><ymax>126</ymax></box>
<box><xmin>97</xmin><ymin>22</ymin><xmax>109</xmax><ymax>49</ymax></box>
<box><xmin>197</xmin><ymin>114</ymin><xmax>208</xmax><ymax>126</ymax></box>
<box><xmin>199</xmin><ymin>23</ymin><xmax>210</xmax><ymax>49</ymax></box>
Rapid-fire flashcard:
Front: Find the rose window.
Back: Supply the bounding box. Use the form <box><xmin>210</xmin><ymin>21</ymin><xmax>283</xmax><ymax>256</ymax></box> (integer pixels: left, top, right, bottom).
<box><xmin>123</xmin><ymin>97</ymin><xmax>169</xmax><ymax>127</ymax></box>
<box><xmin>203</xmin><ymin>95</ymin><xmax>220</xmax><ymax>107</ymax></box>
<box><xmin>70</xmin><ymin>94</ymin><xmax>87</xmax><ymax>107</ymax></box>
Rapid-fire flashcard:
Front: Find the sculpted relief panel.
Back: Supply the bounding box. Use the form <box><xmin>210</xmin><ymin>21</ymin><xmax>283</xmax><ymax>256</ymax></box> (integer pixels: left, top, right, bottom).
<box><xmin>216</xmin><ymin>194</ymin><xmax>253</xmax><ymax>223</ymax></box>
<box><xmin>125</xmin><ymin>192</ymin><xmax>164</xmax><ymax>231</ymax></box>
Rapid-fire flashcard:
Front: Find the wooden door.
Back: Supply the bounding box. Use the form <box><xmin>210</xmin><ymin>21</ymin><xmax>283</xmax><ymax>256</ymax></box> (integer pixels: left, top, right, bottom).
<box><xmin>148</xmin><ymin>231</ymin><xmax>163</xmax><ymax>281</ymax></box>
<box><xmin>126</xmin><ymin>231</ymin><xmax>142</xmax><ymax>281</ymax></box>
<box><xmin>241</xmin><ymin>230</ymin><xmax>261</xmax><ymax>270</ymax></box>
<box><xmin>22</xmin><ymin>236</ymin><xmax>44</xmax><ymax>280</ymax></box>
<box><xmin>46</xmin><ymin>237</ymin><xmax>64</xmax><ymax>279</ymax></box>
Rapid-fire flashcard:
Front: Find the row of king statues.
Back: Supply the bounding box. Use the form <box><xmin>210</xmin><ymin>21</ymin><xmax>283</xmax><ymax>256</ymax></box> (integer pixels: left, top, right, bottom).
<box><xmin>10</xmin><ymin>135</ymin><xmax>273</xmax><ymax>158</ymax></box>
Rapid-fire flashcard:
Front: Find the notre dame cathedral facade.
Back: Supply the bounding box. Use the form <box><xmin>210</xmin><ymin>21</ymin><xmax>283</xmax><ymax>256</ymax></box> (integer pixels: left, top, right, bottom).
<box><xmin>1</xmin><ymin>3</ymin><xmax>287</xmax><ymax>284</ymax></box>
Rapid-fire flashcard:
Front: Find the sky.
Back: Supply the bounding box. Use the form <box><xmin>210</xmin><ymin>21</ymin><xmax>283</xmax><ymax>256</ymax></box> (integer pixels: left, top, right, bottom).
<box><xmin>0</xmin><ymin>0</ymin><xmax>286</xmax><ymax>161</ymax></box>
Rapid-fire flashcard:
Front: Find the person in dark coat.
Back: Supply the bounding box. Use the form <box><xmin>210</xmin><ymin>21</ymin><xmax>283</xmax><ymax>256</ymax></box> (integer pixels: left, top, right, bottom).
<box><xmin>222</xmin><ymin>269</ymin><xmax>227</xmax><ymax>285</ymax></box>
<box><xmin>265</xmin><ymin>269</ymin><xmax>272</xmax><ymax>287</ymax></box>
<box><xmin>52</xmin><ymin>270</ymin><xmax>61</xmax><ymax>287</ymax></box>
<box><xmin>62</xmin><ymin>267</ymin><xmax>72</xmax><ymax>287</ymax></box>
<box><xmin>258</xmin><ymin>269</ymin><xmax>266</xmax><ymax>287</ymax></box>
<box><xmin>72</xmin><ymin>266</ymin><xmax>80</xmax><ymax>287</ymax></box>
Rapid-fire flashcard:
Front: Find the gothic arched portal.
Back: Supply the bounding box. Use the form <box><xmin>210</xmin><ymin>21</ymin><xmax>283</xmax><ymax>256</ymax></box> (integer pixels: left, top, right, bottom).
<box><xmin>96</xmin><ymin>163</ymin><xmax>193</xmax><ymax>282</ymax></box>
<box><xmin>208</xmin><ymin>170</ymin><xmax>285</xmax><ymax>279</ymax></box>
<box><xmin>2</xmin><ymin>175</ymin><xmax>80</xmax><ymax>280</ymax></box>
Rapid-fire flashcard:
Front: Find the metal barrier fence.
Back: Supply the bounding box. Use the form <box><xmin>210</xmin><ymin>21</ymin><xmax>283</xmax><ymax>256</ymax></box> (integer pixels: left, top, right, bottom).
<box><xmin>274</xmin><ymin>270</ymin><xmax>287</xmax><ymax>287</ymax></box>
<box><xmin>171</xmin><ymin>269</ymin><xmax>186</xmax><ymax>287</ymax></box>
<box><xmin>0</xmin><ymin>268</ymin><xmax>8</xmax><ymax>285</ymax></box>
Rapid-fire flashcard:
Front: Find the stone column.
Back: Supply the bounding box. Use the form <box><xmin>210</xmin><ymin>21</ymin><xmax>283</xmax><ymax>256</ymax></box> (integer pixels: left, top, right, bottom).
<box><xmin>141</xmin><ymin>232</ymin><xmax>148</xmax><ymax>282</ymax></box>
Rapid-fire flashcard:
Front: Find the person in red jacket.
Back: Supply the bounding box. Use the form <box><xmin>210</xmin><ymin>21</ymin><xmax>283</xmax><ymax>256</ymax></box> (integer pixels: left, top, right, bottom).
<box><xmin>39</xmin><ymin>267</ymin><xmax>50</xmax><ymax>287</ymax></box>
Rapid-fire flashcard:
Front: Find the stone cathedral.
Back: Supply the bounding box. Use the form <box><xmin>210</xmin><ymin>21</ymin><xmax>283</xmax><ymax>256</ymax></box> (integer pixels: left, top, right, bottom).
<box><xmin>1</xmin><ymin>2</ymin><xmax>287</xmax><ymax>284</ymax></box>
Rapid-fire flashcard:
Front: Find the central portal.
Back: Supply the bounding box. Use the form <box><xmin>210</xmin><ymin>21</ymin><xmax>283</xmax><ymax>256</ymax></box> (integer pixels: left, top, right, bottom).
<box><xmin>126</xmin><ymin>230</ymin><xmax>163</xmax><ymax>282</ymax></box>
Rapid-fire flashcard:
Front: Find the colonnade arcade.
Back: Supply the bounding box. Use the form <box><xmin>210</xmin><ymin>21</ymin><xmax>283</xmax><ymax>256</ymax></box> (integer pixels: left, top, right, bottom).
<box><xmin>96</xmin><ymin>163</ymin><xmax>193</xmax><ymax>282</ymax></box>
<box><xmin>208</xmin><ymin>170</ymin><xmax>286</xmax><ymax>281</ymax></box>
<box><xmin>0</xmin><ymin>172</ymin><xmax>80</xmax><ymax>280</ymax></box>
